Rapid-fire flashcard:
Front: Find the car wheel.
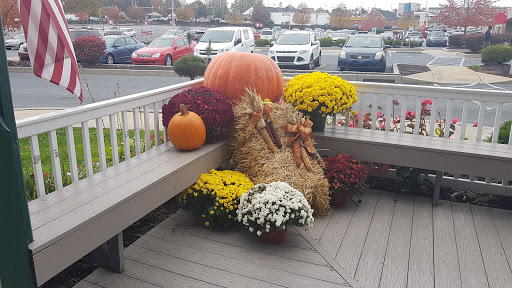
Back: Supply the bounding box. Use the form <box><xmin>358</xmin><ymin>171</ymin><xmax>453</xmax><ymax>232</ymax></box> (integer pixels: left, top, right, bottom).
<box><xmin>19</xmin><ymin>43</ymin><xmax>24</xmax><ymax>49</ymax></box>
<box><xmin>338</xmin><ymin>65</ymin><xmax>344</xmax><ymax>71</ymax></box>
<box><xmin>306</xmin><ymin>55</ymin><xmax>314</xmax><ymax>70</ymax></box>
<box><xmin>107</xmin><ymin>54</ymin><xmax>114</xmax><ymax>65</ymax></box>
<box><xmin>316</xmin><ymin>53</ymin><xmax>321</xmax><ymax>67</ymax></box>
<box><xmin>379</xmin><ymin>65</ymin><xmax>386</xmax><ymax>73</ymax></box>
<box><xmin>164</xmin><ymin>54</ymin><xmax>173</xmax><ymax>66</ymax></box>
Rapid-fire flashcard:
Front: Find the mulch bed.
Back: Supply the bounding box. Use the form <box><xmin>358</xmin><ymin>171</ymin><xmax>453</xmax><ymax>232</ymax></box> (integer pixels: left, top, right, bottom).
<box><xmin>475</xmin><ymin>64</ymin><xmax>512</xmax><ymax>78</ymax></box>
<box><xmin>396</xmin><ymin>64</ymin><xmax>431</xmax><ymax>76</ymax></box>
<box><xmin>40</xmin><ymin>198</ymin><xmax>179</xmax><ymax>288</ymax></box>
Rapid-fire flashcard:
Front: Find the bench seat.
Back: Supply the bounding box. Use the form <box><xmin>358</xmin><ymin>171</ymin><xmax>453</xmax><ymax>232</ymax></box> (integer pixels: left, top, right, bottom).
<box><xmin>315</xmin><ymin>126</ymin><xmax>512</xmax><ymax>180</ymax></box>
<box><xmin>28</xmin><ymin>141</ymin><xmax>229</xmax><ymax>286</ymax></box>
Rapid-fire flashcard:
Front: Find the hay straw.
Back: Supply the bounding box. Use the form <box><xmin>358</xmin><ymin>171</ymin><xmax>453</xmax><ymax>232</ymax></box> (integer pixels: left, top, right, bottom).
<box><xmin>230</xmin><ymin>102</ymin><xmax>331</xmax><ymax>216</ymax></box>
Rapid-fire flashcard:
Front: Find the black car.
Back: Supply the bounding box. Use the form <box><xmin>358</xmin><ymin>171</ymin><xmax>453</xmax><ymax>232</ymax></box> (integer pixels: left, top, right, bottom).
<box><xmin>426</xmin><ymin>31</ymin><xmax>448</xmax><ymax>47</ymax></box>
<box><xmin>338</xmin><ymin>34</ymin><xmax>389</xmax><ymax>72</ymax></box>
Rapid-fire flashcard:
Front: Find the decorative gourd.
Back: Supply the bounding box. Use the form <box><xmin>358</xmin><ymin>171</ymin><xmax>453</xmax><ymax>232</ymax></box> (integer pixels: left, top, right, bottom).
<box><xmin>203</xmin><ymin>52</ymin><xmax>283</xmax><ymax>104</ymax></box>
<box><xmin>167</xmin><ymin>104</ymin><xmax>206</xmax><ymax>150</ymax></box>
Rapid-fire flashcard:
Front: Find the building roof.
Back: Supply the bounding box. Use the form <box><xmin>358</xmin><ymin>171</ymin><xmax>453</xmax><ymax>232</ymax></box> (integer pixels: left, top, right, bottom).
<box><xmin>316</xmin><ymin>8</ymin><xmax>328</xmax><ymax>13</ymax></box>
<box><xmin>373</xmin><ymin>9</ymin><xmax>399</xmax><ymax>20</ymax></box>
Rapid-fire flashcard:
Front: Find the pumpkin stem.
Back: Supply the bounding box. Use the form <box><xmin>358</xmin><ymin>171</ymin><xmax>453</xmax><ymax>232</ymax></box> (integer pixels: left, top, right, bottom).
<box><xmin>179</xmin><ymin>104</ymin><xmax>189</xmax><ymax>116</ymax></box>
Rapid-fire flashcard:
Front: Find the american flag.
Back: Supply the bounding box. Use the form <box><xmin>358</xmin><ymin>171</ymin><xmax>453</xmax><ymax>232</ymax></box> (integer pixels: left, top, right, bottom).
<box><xmin>18</xmin><ymin>0</ymin><xmax>83</xmax><ymax>102</ymax></box>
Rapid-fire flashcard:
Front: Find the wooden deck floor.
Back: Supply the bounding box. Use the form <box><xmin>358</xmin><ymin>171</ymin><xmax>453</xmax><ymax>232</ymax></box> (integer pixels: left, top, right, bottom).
<box><xmin>75</xmin><ymin>189</ymin><xmax>512</xmax><ymax>288</ymax></box>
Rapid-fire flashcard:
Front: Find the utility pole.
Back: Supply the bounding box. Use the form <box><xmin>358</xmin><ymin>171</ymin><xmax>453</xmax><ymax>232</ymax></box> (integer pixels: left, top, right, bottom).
<box><xmin>288</xmin><ymin>0</ymin><xmax>291</xmax><ymax>30</ymax></box>
<box><xmin>172</xmin><ymin>0</ymin><xmax>176</xmax><ymax>27</ymax></box>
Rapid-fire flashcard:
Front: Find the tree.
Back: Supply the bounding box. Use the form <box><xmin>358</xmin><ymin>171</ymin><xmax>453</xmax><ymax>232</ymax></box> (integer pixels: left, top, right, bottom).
<box><xmin>190</xmin><ymin>0</ymin><xmax>208</xmax><ymax>18</ymax></box>
<box><xmin>436</xmin><ymin>0</ymin><xmax>498</xmax><ymax>33</ymax></box>
<box><xmin>1</xmin><ymin>0</ymin><xmax>21</xmax><ymax>35</ymax></box>
<box><xmin>205</xmin><ymin>0</ymin><xmax>229</xmax><ymax>19</ymax></box>
<box><xmin>231</xmin><ymin>0</ymin><xmax>257</xmax><ymax>14</ymax></box>
<box><xmin>63</xmin><ymin>0</ymin><xmax>102</xmax><ymax>16</ymax></box>
<box><xmin>126</xmin><ymin>6</ymin><xmax>146</xmax><ymax>22</ymax></box>
<box><xmin>151</xmin><ymin>0</ymin><xmax>168</xmax><ymax>17</ymax></box>
<box><xmin>293</xmin><ymin>2</ymin><xmax>311</xmax><ymax>26</ymax></box>
<box><xmin>75</xmin><ymin>11</ymin><xmax>90</xmax><ymax>20</ymax></box>
<box><xmin>252</xmin><ymin>1</ymin><xmax>270</xmax><ymax>24</ymax></box>
<box><xmin>329</xmin><ymin>4</ymin><xmax>350</xmax><ymax>28</ymax></box>
<box><xmin>398</xmin><ymin>14</ymin><xmax>419</xmax><ymax>30</ymax></box>
<box><xmin>106</xmin><ymin>6</ymin><xmax>124</xmax><ymax>21</ymax></box>
<box><xmin>225</xmin><ymin>11</ymin><xmax>244</xmax><ymax>24</ymax></box>
<box><xmin>176</xmin><ymin>5</ymin><xmax>196</xmax><ymax>21</ymax></box>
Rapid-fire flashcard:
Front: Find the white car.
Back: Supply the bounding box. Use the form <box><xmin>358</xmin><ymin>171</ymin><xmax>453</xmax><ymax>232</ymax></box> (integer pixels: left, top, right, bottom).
<box><xmin>121</xmin><ymin>28</ymin><xmax>136</xmax><ymax>37</ymax></box>
<box><xmin>260</xmin><ymin>29</ymin><xmax>274</xmax><ymax>40</ymax></box>
<box><xmin>5</xmin><ymin>34</ymin><xmax>25</xmax><ymax>50</ymax></box>
<box><xmin>268</xmin><ymin>31</ymin><xmax>321</xmax><ymax>70</ymax></box>
<box><xmin>194</xmin><ymin>27</ymin><xmax>254</xmax><ymax>60</ymax></box>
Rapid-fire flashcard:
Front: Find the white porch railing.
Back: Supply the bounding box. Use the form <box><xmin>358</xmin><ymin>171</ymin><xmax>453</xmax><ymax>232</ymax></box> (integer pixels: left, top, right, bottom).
<box><xmin>16</xmin><ymin>78</ymin><xmax>512</xmax><ymax>199</ymax></box>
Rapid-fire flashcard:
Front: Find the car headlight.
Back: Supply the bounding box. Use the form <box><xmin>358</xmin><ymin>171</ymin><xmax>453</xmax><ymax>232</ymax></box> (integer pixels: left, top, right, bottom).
<box><xmin>375</xmin><ymin>52</ymin><xmax>384</xmax><ymax>60</ymax></box>
<box><xmin>298</xmin><ymin>50</ymin><xmax>307</xmax><ymax>54</ymax></box>
<box><xmin>152</xmin><ymin>53</ymin><xmax>161</xmax><ymax>58</ymax></box>
<box><xmin>131</xmin><ymin>52</ymin><xmax>137</xmax><ymax>58</ymax></box>
<box><xmin>339</xmin><ymin>51</ymin><xmax>346</xmax><ymax>58</ymax></box>
<box><xmin>218</xmin><ymin>47</ymin><xmax>230</xmax><ymax>53</ymax></box>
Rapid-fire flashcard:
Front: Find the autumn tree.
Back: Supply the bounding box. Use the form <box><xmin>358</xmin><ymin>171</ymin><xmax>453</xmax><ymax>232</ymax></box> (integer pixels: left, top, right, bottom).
<box><xmin>398</xmin><ymin>14</ymin><xmax>419</xmax><ymax>30</ymax></box>
<box><xmin>252</xmin><ymin>1</ymin><xmax>270</xmax><ymax>24</ymax></box>
<box><xmin>176</xmin><ymin>5</ymin><xmax>196</xmax><ymax>21</ymax></box>
<box><xmin>75</xmin><ymin>11</ymin><xmax>90</xmax><ymax>20</ymax></box>
<box><xmin>329</xmin><ymin>4</ymin><xmax>350</xmax><ymax>28</ymax></box>
<box><xmin>126</xmin><ymin>6</ymin><xmax>146</xmax><ymax>22</ymax></box>
<box><xmin>225</xmin><ymin>11</ymin><xmax>244</xmax><ymax>24</ymax></box>
<box><xmin>63</xmin><ymin>0</ymin><xmax>102</xmax><ymax>16</ymax></box>
<box><xmin>150</xmin><ymin>0</ymin><xmax>167</xmax><ymax>17</ymax></box>
<box><xmin>106</xmin><ymin>6</ymin><xmax>124</xmax><ymax>21</ymax></box>
<box><xmin>436</xmin><ymin>0</ymin><xmax>498</xmax><ymax>33</ymax></box>
<box><xmin>205</xmin><ymin>0</ymin><xmax>229</xmax><ymax>19</ymax></box>
<box><xmin>231</xmin><ymin>0</ymin><xmax>257</xmax><ymax>14</ymax></box>
<box><xmin>1</xmin><ymin>0</ymin><xmax>21</xmax><ymax>35</ymax></box>
<box><xmin>292</xmin><ymin>3</ymin><xmax>311</xmax><ymax>26</ymax></box>
<box><xmin>190</xmin><ymin>0</ymin><xmax>208</xmax><ymax>18</ymax></box>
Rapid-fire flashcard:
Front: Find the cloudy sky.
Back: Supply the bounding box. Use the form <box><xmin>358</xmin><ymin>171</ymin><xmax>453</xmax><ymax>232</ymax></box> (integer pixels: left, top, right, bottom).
<box><xmin>235</xmin><ymin>0</ymin><xmax>510</xmax><ymax>11</ymax></box>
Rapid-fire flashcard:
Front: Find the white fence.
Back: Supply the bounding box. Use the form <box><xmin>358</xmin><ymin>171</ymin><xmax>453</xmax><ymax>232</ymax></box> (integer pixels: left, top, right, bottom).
<box><xmin>16</xmin><ymin>78</ymin><xmax>512</xmax><ymax>198</ymax></box>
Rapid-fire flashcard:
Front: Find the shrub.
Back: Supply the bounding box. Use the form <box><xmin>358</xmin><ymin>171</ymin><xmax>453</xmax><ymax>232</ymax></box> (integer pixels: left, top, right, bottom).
<box><xmin>319</xmin><ymin>37</ymin><xmax>333</xmax><ymax>47</ymax></box>
<box><xmin>464</xmin><ymin>33</ymin><xmax>484</xmax><ymax>52</ymax></box>
<box><xmin>335</xmin><ymin>38</ymin><xmax>346</xmax><ymax>46</ymax></box>
<box><xmin>323</xmin><ymin>154</ymin><xmax>368</xmax><ymax>200</ymax></box>
<box><xmin>179</xmin><ymin>170</ymin><xmax>254</xmax><ymax>228</ymax></box>
<box><xmin>162</xmin><ymin>86</ymin><xmax>234</xmax><ymax>142</ymax></box>
<box><xmin>491</xmin><ymin>34</ymin><xmax>512</xmax><ymax>46</ymax></box>
<box><xmin>481</xmin><ymin>44</ymin><xmax>512</xmax><ymax>65</ymax></box>
<box><xmin>73</xmin><ymin>36</ymin><xmax>105</xmax><ymax>64</ymax></box>
<box><xmin>392</xmin><ymin>39</ymin><xmax>402</xmax><ymax>47</ymax></box>
<box><xmin>255</xmin><ymin>39</ymin><xmax>269</xmax><ymax>47</ymax></box>
<box><xmin>383</xmin><ymin>38</ymin><xmax>391</xmax><ymax>45</ymax></box>
<box><xmin>448</xmin><ymin>34</ymin><xmax>464</xmax><ymax>48</ymax></box>
<box><xmin>498</xmin><ymin>120</ymin><xmax>511</xmax><ymax>144</ymax></box>
<box><xmin>408</xmin><ymin>40</ymin><xmax>419</xmax><ymax>47</ymax></box>
<box><xmin>172</xmin><ymin>55</ymin><xmax>207</xmax><ymax>80</ymax></box>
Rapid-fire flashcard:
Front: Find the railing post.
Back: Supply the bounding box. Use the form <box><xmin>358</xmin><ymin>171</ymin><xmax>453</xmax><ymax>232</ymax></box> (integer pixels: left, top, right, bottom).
<box><xmin>0</xmin><ymin>16</ymin><xmax>37</xmax><ymax>288</ymax></box>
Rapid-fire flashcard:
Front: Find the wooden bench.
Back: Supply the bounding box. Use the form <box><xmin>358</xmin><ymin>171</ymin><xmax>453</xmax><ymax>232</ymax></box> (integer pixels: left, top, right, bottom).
<box><xmin>28</xmin><ymin>141</ymin><xmax>229</xmax><ymax>286</ymax></box>
<box><xmin>315</xmin><ymin>126</ymin><xmax>512</xmax><ymax>204</ymax></box>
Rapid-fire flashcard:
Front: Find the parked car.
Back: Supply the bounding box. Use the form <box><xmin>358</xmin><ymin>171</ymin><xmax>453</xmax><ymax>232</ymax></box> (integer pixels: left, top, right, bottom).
<box><xmin>268</xmin><ymin>31</ymin><xmax>321</xmax><ymax>70</ymax></box>
<box><xmin>121</xmin><ymin>28</ymin><xmax>136</xmax><ymax>37</ymax></box>
<box><xmin>69</xmin><ymin>29</ymin><xmax>102</xmax><ymax>41</ymax></box>
<box><xmin>64</xmin><ymin>14</ymin><xmax>78</xmax><ymax>21</ymax></box>
<box><xmin>162</xmin><ymin>29</ymin><xmax>184</xmax><ymax>37</ymax></box>
<box><xmin>404</xmin><ymin>31</ymin><xmax>423</xmax><ymax>46</ymax></box>
<box><xmin>103</xmin><ymin>27</ymin><xmax>123</xmax><ymax>36</ymax></box>
<box><xmin>331</xmin><ymin>31</ymin><xmax>349</xmax><ymax>43</ymax></box>
<box><xmin>426</xmin><ymin>31</ymin><xmax>448</xmax><ymax>47</ymax></box>
<box><xmin>337</xmin><ymin>34</ymin><xmax>388</xmax><ymax>72</ymax></box>
<box><xmin>131</xmin><ymin>36</ymin><xmax>196</xmax><ymax>66</ymax></box>
<box><xmin>194</xmin><ymin>27</ymin><xmax>254</xmax><ymax>60</ymax></box>
<box><xmin>101</xmin><ymin>36</ymin><xmax>145</xmax><ymax>64</ymax></box>
<box><xmin>260</xmin><ymin>28</ymin><xmax>274</xmax><ymax>40</ymax></box>
<box><xmin>5</xmin><ymin>34</ymin><xmax>25</xmax><ymax>50</ymax></box>
<box><xmin>379</xmin><ymin>31</ymin><xmax>394</xmax><ymax>41</ymax></box>
<box><xmin>18</xmin><ymin>43</ymin><xmax>29</xmax><ymax>61</ymax></box>
<box><xmin>192</xmin><ymin>31</ymin><xmax>205</xmax><ymax>43</ymax></box>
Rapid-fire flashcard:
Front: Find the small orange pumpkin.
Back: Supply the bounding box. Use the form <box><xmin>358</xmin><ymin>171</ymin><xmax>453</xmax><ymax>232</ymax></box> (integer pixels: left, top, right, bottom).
<box><xmin>167</xmin><ymin>104</ymin><xmax>206</xmax><ymax>150</ymax></box>
<box><xmin>203</xmin><ymin>52</ymin><xmax>283</xmax><ymax>104</ymax></box>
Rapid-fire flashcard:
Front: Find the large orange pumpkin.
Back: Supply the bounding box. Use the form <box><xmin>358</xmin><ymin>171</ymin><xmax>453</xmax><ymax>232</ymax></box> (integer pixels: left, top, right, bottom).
<box><xmin>203</xmin><ymin>52</ymin><xmax>283</xmax><ymax>104</ymax></box>
<box><xmin>167</xmin><ymin>104</ymin><xmax>206</xmax><ymax>150</ymax></box>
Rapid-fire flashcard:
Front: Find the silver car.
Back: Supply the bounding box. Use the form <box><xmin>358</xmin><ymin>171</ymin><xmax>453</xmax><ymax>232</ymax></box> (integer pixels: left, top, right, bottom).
<box><xmin>404</xmin><ymin>31</ymin><xmax>423</xmax><ymax>47</ymax></box>
<box><xmin>5</xmin><ymin>34</ymin><xmax>25</xmax><ymax>50</ymax></box>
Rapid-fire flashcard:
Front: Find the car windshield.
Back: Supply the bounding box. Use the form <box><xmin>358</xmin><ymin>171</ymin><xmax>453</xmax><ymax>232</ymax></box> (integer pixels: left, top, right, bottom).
<box><xmin>432</xmin><ymin>32</ymin><xmax>445</xmax><ymax>37</ymax></box>
<box><xmin>163</xmin><ymin>30</ymin><xmax>180</xmax><ymax>36</ymax></box>
<box><xmin>332</xmin><ymin>33</ymin><xmax>346</xmax><ymax>37</ymax></box>
<box><xmin>200</xmin><ymin>30</ymin><xmax>234</xmax><ymax>43</ymax></box>
<box><xmin>276</xmin><ymin>34</ymin><xmax>310</xmax><ymax>45</ymax></box>
<box><xmin>261</xmin><ymin>30</ymin><xmax>273</xmax><ymax>35</ymax></box>
<box><xmin>344</xmin><ymin>37</ymin><xmax>382</xmax><ymax>48</ymax></box>
<box><xmin>14</xmin><ymin>34</ymin><xmax>25</xmax><ymax>39</ymax></box>
<box><xmin>103</xmin><ymin>37</ymin><xmax>116</xmax><ymax>46</ymax></box>
<box><xmin>408</xmin><ymin>33</ymin><xmax>421</xmax><ymax>37</ymax></box>
<box><xmin>149</xmin><ymin>38</ymin><xmax>175</xmax><ymax>47</ymax></box>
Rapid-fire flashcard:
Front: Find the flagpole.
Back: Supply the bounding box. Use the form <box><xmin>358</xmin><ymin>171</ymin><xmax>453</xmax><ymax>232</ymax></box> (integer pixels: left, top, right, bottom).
<box><xmin>0</xmin><ymin>14</ymin><xmax>37</xmax><ymax>288</ymax></box>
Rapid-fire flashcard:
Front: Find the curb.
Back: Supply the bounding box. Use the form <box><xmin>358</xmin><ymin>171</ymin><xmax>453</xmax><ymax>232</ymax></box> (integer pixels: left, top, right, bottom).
<box><xmin>387</xmin><ymin>48</ymin><xmax>424</xmax><ymax>53</ymax></box>
<box><xmin>9</xmin><ymin>66</ymin><xmax>179</xmax><ymax>77</ymax></box>
<box><xmin>455</xmin><ymin>52</ymin><xmax>481</xmax><ymax>58</ymax></box>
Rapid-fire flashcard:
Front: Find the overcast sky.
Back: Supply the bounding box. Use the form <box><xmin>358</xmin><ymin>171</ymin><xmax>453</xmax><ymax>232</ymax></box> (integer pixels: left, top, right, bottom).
<box><xmin>232</xmin><ymin>0</ymin><xmax>510</xmax><ymax>11</ymax></box>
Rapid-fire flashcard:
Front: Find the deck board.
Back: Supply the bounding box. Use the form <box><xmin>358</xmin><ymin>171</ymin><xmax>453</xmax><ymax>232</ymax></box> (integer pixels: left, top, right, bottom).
<box><xmin>433</xmin><ymin>200</ymin><xmax>461</xmax><ymax>288</ymax></box>
<box><xmin>318</xmin><ymin>200</ymin><xmax>358</xmax><ymax>257</ymax></box>
<box><xmin>490</xmin><ymin>208</ymin><xmax>512</xmax><ymax>269</ymax></box>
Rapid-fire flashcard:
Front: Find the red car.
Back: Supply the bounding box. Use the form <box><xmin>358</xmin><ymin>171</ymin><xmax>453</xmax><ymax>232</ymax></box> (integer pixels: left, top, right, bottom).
<box><xmin>131</xmin><ymin>36</ymin><xmax>196</xmax><ymax>66</ymax></box>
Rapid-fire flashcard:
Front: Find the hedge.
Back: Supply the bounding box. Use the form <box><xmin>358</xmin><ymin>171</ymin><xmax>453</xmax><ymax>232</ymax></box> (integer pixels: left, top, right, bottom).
<box><xmin>392</xmin><ymin>39</ymin><xmax>402</xmax><ymax>47</ymax></box>
<box><xmin>319</xmin><ymin>37</ymin><xmax>333</xmax><ymax>47</ymax></box>
<box><xmin>255</xmin><ymin>39</ymin><xmax>269</xmax><ymax>47</ymax></box>
<box><xmin>335</xmin><ymin>38</ymin><xmax>346</xmax><ymax>46</ymax></box>
<box><xmin>73</xmin><ymin>36</ymin><xmax>105</xmax><ymax>64</ymax></box>
<box><xmin>481</xmin><ymin>44</ymin><xmax>512</xmax><ymax>65</ymax></box>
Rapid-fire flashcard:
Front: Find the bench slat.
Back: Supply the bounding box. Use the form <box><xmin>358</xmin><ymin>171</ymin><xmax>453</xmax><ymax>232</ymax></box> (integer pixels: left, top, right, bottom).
<box><xmin>29</xmin><ymin>142</ymin><xmax>229</xmax><ymax>286</ymax></box>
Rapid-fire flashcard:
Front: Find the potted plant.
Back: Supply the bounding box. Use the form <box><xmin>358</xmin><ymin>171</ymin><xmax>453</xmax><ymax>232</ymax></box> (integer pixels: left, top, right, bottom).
<box><xmin>283</xmin><ymin>72</ymin><xmax>358</xmax><ymax>131</ymax></box>
<box><xmin>323</xmin><ymin>154</ymin><xmax>368</xmax><ymax>206</ymax></box>
<box><xmin>237</xmin><ymin>182</ymin><xmax>314</xmax><ymax>244</ymax></box>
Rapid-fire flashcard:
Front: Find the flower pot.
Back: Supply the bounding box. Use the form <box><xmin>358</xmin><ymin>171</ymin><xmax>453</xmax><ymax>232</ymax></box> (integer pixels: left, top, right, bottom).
<box><xmin>260</xmin><ymin>228</ymin><xmax>287</xmax><ymax>244</ymax></box>
<box><xmin>330</xmin><ymin>191</ymin><xmax>347</xmax><ymax>207</ymax></box>
<box><xmin>309</xmin><ymin>114</ymin><xmax>327</xmax><ymax>132</ymax></box>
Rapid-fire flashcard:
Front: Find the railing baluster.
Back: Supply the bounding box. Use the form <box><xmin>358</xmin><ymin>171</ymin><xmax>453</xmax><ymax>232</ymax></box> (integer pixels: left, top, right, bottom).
<box><xmin>414</xmin><ymin>96</ymin><xmax>422</xmax><ymax>135</ymax></box>
<box><xmin>96</xmin><ymin>118</ymin><xmax>107</xmax><ymax>171</ymax></box>
<box><xmin>459</xmin><ymin>100</ymin><xmax>469</xmax><ymax>140</ymax></box>
<box><xmin>331</xmin><ymin>114</ymin><xmax>337</xmax><ymax>126</ymax></box>
<box><xmin>82</xmin><ymin>121</ymin><xmax>94</xmax><ymax>177</ymax></box>
<box><xmin>491</xmin><ymin>103</ymin><xmax>503</xmax><ymax>144</ymax></box>
<box><xmin>48</xmin><ymin>130</ymin><xmax>63</xmax><ymax>190</ymax></box>
<box><xmin>122</xmin><ymin>111</ymin><xmax>130</xmax><ymax>161</ymax></box>
<box><xmin>385</xmin><ymin>94</ymin><xmax>392</xmax><ymax>132</ymax></box>
<box><xmin>65</xmin><ymin>126</ymin><xmax>79</xmax><ymax>183</ymax></box>
<box><xmin>371</xmin><ymin>93</ymin><xmax>378</xmax><ymax>130</ymax></box>
<box><xmin>429</xmin><ymin>97</ymin><xmax>437</xmax><ymax>137</ymax></box>
<box><xmin>399</xmin><ymin>95</ymin><xmax>407</xmax><ymax>133</ymax></box>
<box><xmin>357</xmin><ymin>92</ymin><xmax>365</xmax><ymax>128</ymax></box>
<box><xmin>475</xmin><ymin>102</ymin><xmax>486</xmax><ymax>142</ymax></box>
<box><xmin>29</xmin><ymin>135</ymin><xmax>45</xmax><ymax>198</ymax></box>
<box><xmin>109</xmin><ymin>114</ymin><xmax>119</xmax><ymax>166</ymax></box>
<box><xmin>162</xmin><ymin>100</ymin><xmax>169</xmax><ymax>143</ymax></box>
<box><xmin>133</xmin><ymin>108</ymin><xmax>141</xmax><ymax>155</ymax></box>
<box><xmin>144</xmin><ymin>105</ymin><xmax>151</xmax><ymax>152</ymax></box>
<box><xmin>444</xmin><ymin>99</ymin><xmax>453</xmax><ymax>139</ymax></box>
<box><xmin>344</xmin><ymin>112</ymin><xmax>350</xmax><ymax>128</ymax></box>
<box><xmin>153</xmin><ymin>102</ymin><xmax>160</xmax><ymax>147</ymax></box>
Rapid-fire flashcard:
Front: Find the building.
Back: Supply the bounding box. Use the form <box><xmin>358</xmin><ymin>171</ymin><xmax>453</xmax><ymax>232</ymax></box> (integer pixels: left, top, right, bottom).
<box><xmin>398</xmin><ymin>2</ymin><xmax>422</xmax><ymax>16</ymax></box>
<box><xmin>242</xmin><ymin>5</ymin><xmax>330</xmax><ymax>26</ymax></box>
<box><xmin>360</xmin><ymin>9</ymin><xmax>399</xmax><ymax>30</ymax></box>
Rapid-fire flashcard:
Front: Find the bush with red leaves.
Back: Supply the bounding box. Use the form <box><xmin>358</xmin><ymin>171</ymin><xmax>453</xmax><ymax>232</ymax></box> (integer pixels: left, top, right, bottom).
<box><xmin>73</xmin><ymin>36</ymin><xmax>105</xmax><ymax>64</ymax></box>
<box><xmin>323</xmin><ymin>154</ymin><xmax>368</xmax><ymax>198</ymax></box>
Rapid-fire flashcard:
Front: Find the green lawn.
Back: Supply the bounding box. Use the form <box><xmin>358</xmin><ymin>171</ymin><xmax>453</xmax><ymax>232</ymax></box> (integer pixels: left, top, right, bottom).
<box><xmin>19</xmin><ymin>127</ymin><xmax>164</xmax><ymax>199</ymax></box>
